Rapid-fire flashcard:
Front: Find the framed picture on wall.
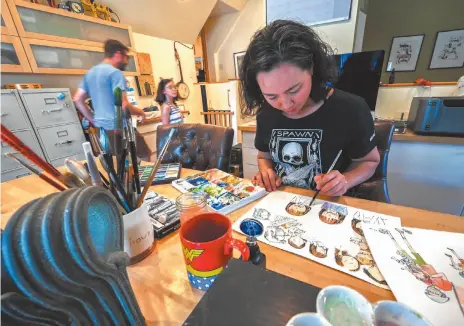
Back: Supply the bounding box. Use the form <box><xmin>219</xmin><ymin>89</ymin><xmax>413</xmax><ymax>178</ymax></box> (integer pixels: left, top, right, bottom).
<box><xmin>386</xmin><ymin>34</ymin><xmax>424</xmax><ymax>72</ymax></box>
<box><xmin>233</xmin><ymin>51</ymin><xmax>246</xmax><ymax>79</ymax></box>
<box><xmin>429</xmin><ymin>29</ymin><xmax>464</xmax><ymax>69</ymax></box>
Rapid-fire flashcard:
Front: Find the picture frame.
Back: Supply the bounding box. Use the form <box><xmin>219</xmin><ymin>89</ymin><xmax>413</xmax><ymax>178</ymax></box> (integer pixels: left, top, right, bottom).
<box><xmin>429</xmin><ymin>29</ymin><xmax>464</xmax><ymax>69</ymax></box>
<box><xmin>386</xmin><ymin>34</ymin><xmax>424</xmax><ymax>72</ymax></box>
<box><xmin>233</xmin><ymin>51</ymin><xmax>246</xmax><ymax>79</ymax></box>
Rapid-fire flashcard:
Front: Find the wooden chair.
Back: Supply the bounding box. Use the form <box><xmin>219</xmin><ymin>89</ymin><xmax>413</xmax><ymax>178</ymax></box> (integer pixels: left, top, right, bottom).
<box><xmin>201</xmin><ymin>110</ymin><xmax>234</xmax><ymax>127</ymax></box>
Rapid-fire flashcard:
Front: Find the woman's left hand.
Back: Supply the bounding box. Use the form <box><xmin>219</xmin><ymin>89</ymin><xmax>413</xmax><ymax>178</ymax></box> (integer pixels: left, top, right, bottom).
<box><xmin>313</xmin><ymin>170</ymin><xmax>348</xmax><ymax>197</ymax></box>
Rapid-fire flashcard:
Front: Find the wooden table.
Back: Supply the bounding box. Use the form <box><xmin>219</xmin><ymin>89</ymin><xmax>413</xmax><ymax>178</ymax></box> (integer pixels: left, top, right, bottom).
<box><xmin>2</xmin><ymin>169</ymin><xmax>463</xmax><ymax>325</ymax></box>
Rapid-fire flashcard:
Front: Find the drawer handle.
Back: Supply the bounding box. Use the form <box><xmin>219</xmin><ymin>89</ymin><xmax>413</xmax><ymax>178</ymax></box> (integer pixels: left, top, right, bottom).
<box><xmin>16</xmin><ymin>172</ymin><xmax>31</xmax><ymax>178</ymax></box>
<box><xmin>0</xmin><ymin>113</ymin><xmax>9</xmax><ymax>117</ymax></box>
<box><xmin>42</xmin><ymin>108</ymin><xmax>63</xmax><ymax>114</ymax></box>
<box><xmin>55</xmin><ymin>140</ymin><xmax>74</xmax><ymax>146</ymax></box>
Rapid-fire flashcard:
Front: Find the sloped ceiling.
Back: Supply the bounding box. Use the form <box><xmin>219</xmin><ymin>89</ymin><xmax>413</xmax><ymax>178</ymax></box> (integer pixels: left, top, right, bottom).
<box><xmin>99</xmin><ymin>0</ymin><xmax>217</xmax><ymax>44</ymax></box>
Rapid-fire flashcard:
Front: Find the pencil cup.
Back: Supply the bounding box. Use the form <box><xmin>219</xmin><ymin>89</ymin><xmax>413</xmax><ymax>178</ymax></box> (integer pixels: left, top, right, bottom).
<box><xmin>122</xmin><ymin>202</ymin><xmax>155</xmax><ymax>265</ymax></box>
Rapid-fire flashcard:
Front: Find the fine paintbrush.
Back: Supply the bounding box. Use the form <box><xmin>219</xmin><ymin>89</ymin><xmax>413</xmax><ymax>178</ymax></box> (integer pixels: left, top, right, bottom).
<box><xmin>137</xmin><ymin>128</ymin><xmax>176</xmax><ymax>207</ymax></box>
<box><xmin>113</xmin><ymin>87</ymin><xmax>124</xmax><ymax>177</ymax></box>
<box><xmin>125</xmin><ymin>110</ymin><xmax>141</xmax><ymax>194</ymax></box>
<box><xmin>7</xmin><ymin>153</ymin><xmax>66</xmax><ymax>191</ymax></box>
<box><xmin>308</xmin><ymin>149</ymin><xmax>343</xmax><ymax>208</ymax></box>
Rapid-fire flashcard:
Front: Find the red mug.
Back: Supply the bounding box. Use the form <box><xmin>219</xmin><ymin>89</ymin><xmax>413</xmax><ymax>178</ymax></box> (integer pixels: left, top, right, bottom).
<box><xmin>180</xmin><ymin>212</ymin><xmax>250</xmax><ymax>290</ymax></box>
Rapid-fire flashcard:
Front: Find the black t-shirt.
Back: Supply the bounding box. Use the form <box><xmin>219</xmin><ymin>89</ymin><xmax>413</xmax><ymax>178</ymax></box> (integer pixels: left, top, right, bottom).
<box><xmin>254</xmin><ymin>89</ymin><xmax>376</xmax><ymax>190</ymax></box>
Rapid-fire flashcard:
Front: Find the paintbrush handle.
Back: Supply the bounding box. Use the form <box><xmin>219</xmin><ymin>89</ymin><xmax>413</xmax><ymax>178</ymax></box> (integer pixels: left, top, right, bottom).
<box><xmin>7</xmin><ymin>153</ymin><xmax>66</xmax><ymax>191</ymax></box>
<box><xmin>129</xmin><ymin>141</ymin><xmax>141</xmax><ymax>194</ymax></box>
<box><xmin>1</xmin><ymin>124</ymin><xmax>61</xmax><ymax>178</ymax></box>
<box><xmin>83</xmin><ymin>142</ymin><xmax>103</xmax><ymax>186</ymax></box>
<box><xmin>99</xmin><ymin>154</ymin><xmax>132</xmax><ymax>213</ymax></box>
<box><xmin>309</xmin><ymin>150</ymin><xmax>343</xmax><ymax>207</ymax></box>
<box><xmin>137</xmin><ymin>128</ymin><xmax>176</xmax><ymax>207</ymax></box>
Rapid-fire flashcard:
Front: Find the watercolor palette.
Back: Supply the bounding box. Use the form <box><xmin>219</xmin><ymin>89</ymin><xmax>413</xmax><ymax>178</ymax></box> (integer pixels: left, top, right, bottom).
<box><xmin>139</xmin><ymin>163</ymin><xmax>181</xmax><ymax>186</ymax></box>
<box><xmin>172</xmin><ymin>169</ymin><xmax>266</xmax><ymax>215</ymax></box>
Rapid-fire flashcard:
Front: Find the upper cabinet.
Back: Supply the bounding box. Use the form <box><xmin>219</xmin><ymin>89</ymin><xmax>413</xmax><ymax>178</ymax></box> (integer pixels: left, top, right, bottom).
<box><xmin>1</xmin><ymin>0</ymin><xmax>18</xmax><ymax>36</ymax></box>
<box><xmin>1</xmin><ymin>34</ymin><xmax>32</xmax><ymax>72</ymax></box>
<box><xmin>8</xmin><ymin>0</ymin><xmax>134</xmax><ymax>48</ymax></box>
<box><xmin>1</xmin><ymin>0</ymin><xmax>139</xmax><ymax>75</ymax></box>
<box><xmin>22</xmin><ymin>38</ymin><xmax>138</xmax><ymax>75</ymax></box>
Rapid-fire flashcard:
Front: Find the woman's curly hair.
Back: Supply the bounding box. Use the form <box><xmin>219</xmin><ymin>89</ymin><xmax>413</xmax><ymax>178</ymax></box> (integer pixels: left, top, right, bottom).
<box><xmin>239</xmin><ymin>20</ymin><xmax>337</xmax><ymax>116</ymax></box>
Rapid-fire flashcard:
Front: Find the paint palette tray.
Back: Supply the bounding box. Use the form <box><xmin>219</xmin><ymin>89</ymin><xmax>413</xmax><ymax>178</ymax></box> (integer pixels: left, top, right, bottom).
<box><xmin>172</xmin><ymin>169</ymin><xmax>266</xmax><ymax>215</ymax></box>
<box><xmin>139</xmin><ymin>163</ymin><xmax>181</xmax><ymax>186</ymax></box>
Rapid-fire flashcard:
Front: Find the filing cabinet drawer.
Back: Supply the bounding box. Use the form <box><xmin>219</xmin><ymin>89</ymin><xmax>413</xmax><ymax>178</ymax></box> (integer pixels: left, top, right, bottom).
<box><xmin>0</xmin><ymin>90</ymin><xmax>31</xmax><ymax>131</ymax></box>
<box><xmin>1</xmin><ymin>167</ymin><xmax>34</xmax><ymax>182</ymax></box>
<box><xmin>1</xmin><ymin>130</ymin><xmax>45</xmax><ymax>172</ymax></box>
<box><xmin>51</xmin><ymin>152</ymin><xmax>86</xmax><ymax>169</ymax></box>
<box><xmin>37</xmin><ymin>123</ymin><xmax>86</xmax><ymax>160</ymax></box>
<box><xmin>21</xmin><ymin>91</ymin><xmax>78</xmax><ymax>128</ymax></box>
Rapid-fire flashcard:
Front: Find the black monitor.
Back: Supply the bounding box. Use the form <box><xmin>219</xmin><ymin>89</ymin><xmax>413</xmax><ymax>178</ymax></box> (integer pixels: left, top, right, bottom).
<box><xmin>331</xmin><ymin>50</ymin><xmax>385</xmax><ymax>112</ymax></box>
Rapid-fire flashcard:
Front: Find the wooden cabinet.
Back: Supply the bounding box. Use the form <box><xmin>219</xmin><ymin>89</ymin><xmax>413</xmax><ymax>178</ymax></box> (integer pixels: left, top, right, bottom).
<box><xmin>1</xmin><ymin>0</ymin><xmax>18</xmax><ymax>36</ymax></box>
<box><xmin>1</xmin><ymin>0</ymin><xmax>139</xmax><ymax>75</ymax></box>
<box><xmin>0</xmin><ymin>34</ymin><xmax>31</xmax><ymax>72</ymax></box>
<box><xmin>21</xmin><ymin>38</ymin><xmax>139</xmax><ymax>75</ymax></box>
<box><xmin>7</xmin><ymin>0</ymin><xmax>133</xmax><ymax>48</ymax></box>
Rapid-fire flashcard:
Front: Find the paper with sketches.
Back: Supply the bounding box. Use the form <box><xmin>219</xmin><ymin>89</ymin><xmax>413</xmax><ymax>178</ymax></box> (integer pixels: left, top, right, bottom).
<box><xmin>232</xmin><ymin>191</ymin><xmax>401</xmax><ymax>289</ymax></box>
<box><xmin>364</xmin><ymin>226</ymin><xmax>464</xmax><ymax>326</ymax></box>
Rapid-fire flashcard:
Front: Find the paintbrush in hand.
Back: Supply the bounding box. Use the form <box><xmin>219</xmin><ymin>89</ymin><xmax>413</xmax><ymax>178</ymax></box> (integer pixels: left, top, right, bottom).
<box><xmin>308</xmin><ymin>149</ymin><xmax>343</xmax><ymax>207</ymax></box>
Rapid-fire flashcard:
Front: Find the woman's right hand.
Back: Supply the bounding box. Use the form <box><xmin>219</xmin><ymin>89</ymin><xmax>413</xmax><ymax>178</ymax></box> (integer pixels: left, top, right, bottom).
<box><xmin>252</xmin><ymin>168</ymin><xmax>281</xmax><ymax>192</ymax></box>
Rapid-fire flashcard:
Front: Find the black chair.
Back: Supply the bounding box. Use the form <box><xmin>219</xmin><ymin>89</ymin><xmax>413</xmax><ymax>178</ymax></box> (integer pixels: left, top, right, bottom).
<box><xmin>156</xmin><ymin>123</ymin><xmax>234</xmax><ymax>172</ymax></box>
<box><xmin>350</xmin><ymin>120</ymin><xmax>395</xmax><ymax>203</ymax></box>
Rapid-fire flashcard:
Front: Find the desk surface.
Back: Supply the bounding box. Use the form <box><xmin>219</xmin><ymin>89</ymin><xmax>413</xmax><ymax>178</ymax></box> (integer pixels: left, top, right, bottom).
<box><xmin>2</xmin><ymin>169</ymin><xmax>463</xmax><ymax>325</ymax></box>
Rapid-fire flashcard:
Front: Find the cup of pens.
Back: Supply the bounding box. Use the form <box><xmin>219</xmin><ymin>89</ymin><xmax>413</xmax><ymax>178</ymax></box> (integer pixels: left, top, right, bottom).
<box><xmin>122</xmin><ymin>202</ymin><xmax>156</xmax><ymax>265</ymax></box>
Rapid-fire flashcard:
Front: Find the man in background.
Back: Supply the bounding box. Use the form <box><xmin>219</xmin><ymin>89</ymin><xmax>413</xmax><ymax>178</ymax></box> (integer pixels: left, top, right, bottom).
<box><xmin>73</xmin><ymin>39</ymin><xmax>146</xmax><ymax>130</ymax></box>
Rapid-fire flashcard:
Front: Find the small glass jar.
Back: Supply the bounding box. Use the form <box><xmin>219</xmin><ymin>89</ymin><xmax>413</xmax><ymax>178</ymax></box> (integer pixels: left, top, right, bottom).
<box><xmin>176</xmin><ymin>193</ymin><xmax>209</xmax><ymax>225</ymax></box>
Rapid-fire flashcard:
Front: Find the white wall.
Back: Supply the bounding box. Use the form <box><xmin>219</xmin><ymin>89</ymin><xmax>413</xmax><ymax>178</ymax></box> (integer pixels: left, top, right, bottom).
<box><xmin>206</xmin><ymin>0</ymin><xmax>360</xmax><ymax>81</ymax></box>
<box><xmin>375</xmin><ymin>85</ymin><xmax>459</xmax><ymax>119</ymax></box>
<box><xmin>131</xmin><ymin>32</ymin><xmax>203</xmax><ymax>124</ymax></box>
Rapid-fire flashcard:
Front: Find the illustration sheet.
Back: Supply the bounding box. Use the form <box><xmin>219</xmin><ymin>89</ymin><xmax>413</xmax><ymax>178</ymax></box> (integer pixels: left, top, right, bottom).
<box><xmin>232</xmin><ymin>191</ymin><xmax>401</xmax><ymax>289</ymax></box>
<box><xmin>364</xmin><ymin>226</ymin><xmax>464</xmax><ymax>326</ymax></box>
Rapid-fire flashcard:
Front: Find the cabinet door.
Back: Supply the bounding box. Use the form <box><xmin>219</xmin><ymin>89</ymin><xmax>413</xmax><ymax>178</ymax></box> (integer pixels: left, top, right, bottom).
<box><xmin>10</xmin><ymin>1</ymin><xmax>132</xmax><ymax>48</ymax></box>
<box><xmin>0</xmin><ymin>34</ymin><xmax>31</xmax><ymax>72</ymax></box>
<box><xmin>1</xmin><ymin>0</ymin><xmax>18</xmax><ymax>36</ymax></box>
<box><xmin>0</xmin><ymin>90</ymin><xmax>31</xmax><ymax>131</ymax></box>
<box><xmin>22</xmin><ymin>38</ymin><xmax>138</xmax><ymax>75</ymax></box>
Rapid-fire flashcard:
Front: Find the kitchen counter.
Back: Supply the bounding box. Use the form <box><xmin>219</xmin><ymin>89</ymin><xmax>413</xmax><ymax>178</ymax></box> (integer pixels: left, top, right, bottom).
<box><xmin>238</xmin><ymin>122</ymin><xmax>464</xmax><ymax>145</ymax></box>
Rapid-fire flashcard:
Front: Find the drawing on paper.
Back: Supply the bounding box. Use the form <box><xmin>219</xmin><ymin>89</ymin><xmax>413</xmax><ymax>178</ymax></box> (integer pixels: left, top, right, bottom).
<box><xmin>252</xmin><ymin>208</ymin><xmax>271</xmax><ymax>221</ymax></box>
<box><xmin>286</xmin><ymin>196</ymin><xmax>311</xmax><ymax>216</ymax></box>
<box><xmin>380</xmin><ymin>228</ymin><xmax>455</xmax><ymax>304</ymax></box>
<box><xmin>396</xmin><ymin>42</ymin><xmax>412</xmax><ymax>63</ymax></box>
<box><xmin>232</xmin><ymin>191</ymin><xmax>400</xmax><ymax>290</ymax></box>
<box><xmin>288</xmin><ymin>235</ymin><xmax>307</xmax><ymax>249</ymax></box>
<box><xmin>335</xmin><ymin>248</ymin><xmax>360</xmax><ymax>272</ymax></box>
<box><xmin>318</xmin><ymin>202</ymin><xmax>348</xmax><ymax>225</ymax></box>
<box><xmin>439</xmin><ymin>36</ymin><xmax>462</xmax><ymax>60</ymax></box>
<box><xmin>445</xmin><ymin>248</ymin><xmax>464</xmax><ymax>278</ymax></box>
<box><xmin>351</xmin><ymin>218</ymin><xmax>364</xmax><ymax>236</ymax></box>
<box><xmin>309</xmin><ymin>241</ymin><xmax>328</xmax><ymax>258</ymax></box>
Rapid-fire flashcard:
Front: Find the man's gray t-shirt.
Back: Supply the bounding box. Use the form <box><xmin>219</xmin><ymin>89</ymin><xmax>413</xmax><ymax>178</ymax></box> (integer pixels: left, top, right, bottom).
<box><xmin>79</xmin><ymin>62</ymin><xmax>126</xmax><ymax>130</ymax></box>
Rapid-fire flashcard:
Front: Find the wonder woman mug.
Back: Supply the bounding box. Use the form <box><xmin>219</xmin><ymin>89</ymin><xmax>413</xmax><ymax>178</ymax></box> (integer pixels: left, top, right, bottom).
<box><xmin>180</xmin><ymin>212</ymin><xmax>250</xmax><ymax>290</ymax></box>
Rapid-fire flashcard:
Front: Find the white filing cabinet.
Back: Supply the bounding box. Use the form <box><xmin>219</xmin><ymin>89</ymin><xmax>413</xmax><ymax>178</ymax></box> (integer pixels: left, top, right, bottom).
<box><xmin>1</xmin><ymin>88</ymin><xmax>86</xmax><ymax>182</ymax></box>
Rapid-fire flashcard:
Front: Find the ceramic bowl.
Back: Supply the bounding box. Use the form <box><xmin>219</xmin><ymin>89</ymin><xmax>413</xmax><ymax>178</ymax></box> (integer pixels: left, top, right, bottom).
<box><xmin>316</xmin><ymin>285</ymin><xmax>374</xmax><ymax>326</ymax></box>
<box><xmin>373</xmin><ymin>300</ymin><xmax>432</xmax><ymax>326</ymax></box>
<box><xmin>286</xmin><ymin>313</ymin><xmax>332</xmax><ymax>326</ymax></box>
